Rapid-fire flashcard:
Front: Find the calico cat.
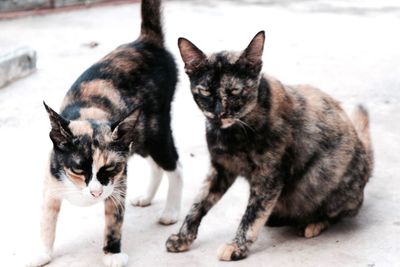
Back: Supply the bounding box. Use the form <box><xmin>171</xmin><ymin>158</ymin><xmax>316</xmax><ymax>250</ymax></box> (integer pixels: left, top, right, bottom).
<box><xmin>28</xmin><ymin>1</ymin><xmax>182</xmax><ymax>266</ymax></box>
<box><xmin>166</xmin><ymin>31</ymin><xmax>373</xmax><ymax>261</ymax></box>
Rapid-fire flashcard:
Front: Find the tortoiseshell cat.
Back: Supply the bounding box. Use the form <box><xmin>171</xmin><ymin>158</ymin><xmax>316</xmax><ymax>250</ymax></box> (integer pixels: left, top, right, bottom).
<box><xmin>28</xmin><ymin>1</ymin><xmax>182</xmax><ymax>266</ymax></box>
<box><xmin>166</xmin><ymin>31</ymin><xmax>373</xmax><ymax>261</ymax></box>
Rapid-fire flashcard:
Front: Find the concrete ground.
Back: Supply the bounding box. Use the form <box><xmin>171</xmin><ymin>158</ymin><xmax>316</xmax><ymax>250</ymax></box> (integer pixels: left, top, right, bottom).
<box><xmin>1</xmin><ymin>0</ymin><xmax>400</xmax><ymax>266</ymax></box>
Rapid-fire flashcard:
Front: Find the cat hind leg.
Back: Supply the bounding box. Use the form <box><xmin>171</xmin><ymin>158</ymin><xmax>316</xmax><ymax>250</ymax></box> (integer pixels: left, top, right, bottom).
<box><xmin>302</xmin><ymin>221</ymin><xmax>330</xmax><ymax>238</ymax></box>
<box><xmin>146</xmin><ymin>135</ymin><xmax>182</xmax><ymax>225</ymax></box>
<box><xmin>130</xmin><ymin>157</ymin><xmax>163</xmax><ymax>207</ymax></box>
<box><xmin>159</xmin><ymin>163</ymin><xmax>182</xmax><ymax>225</ymax></box>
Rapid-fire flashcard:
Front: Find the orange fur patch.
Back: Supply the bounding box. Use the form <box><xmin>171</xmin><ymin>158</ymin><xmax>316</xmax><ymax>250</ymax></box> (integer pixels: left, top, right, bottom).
<box><xmin>69</xmin><ymin>120</ymin><xmax>93</xmax><ymax>136</ymax></box>
<box><xmin>64</xmin><ymin>167</ymin><xmax>86</xmax><ymax>188</ymax></box>
<box><xmin>79</xmin><ymin>79</ymin><xmax>125</xmax><ymax>108</ymax></box>
<box><xmin>79</xmin><ymin>107</ymin><xmax>109</xmax><ymax>121</ymax></box>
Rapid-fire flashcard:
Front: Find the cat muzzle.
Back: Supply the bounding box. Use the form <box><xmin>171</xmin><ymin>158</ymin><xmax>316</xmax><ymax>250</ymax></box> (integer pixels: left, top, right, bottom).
<box><xmin>90</xmin><ymin>189</ymin><xmax>103</xmax><ymax>198</ymax></box>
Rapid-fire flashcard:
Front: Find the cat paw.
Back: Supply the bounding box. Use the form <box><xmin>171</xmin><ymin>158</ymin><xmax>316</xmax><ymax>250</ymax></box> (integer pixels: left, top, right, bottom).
<box><xmin>166</xmin><ymin>234</ymin><xmax>193</xmax><ymax>252</ymax></box>
<box><xmin>130</xmin><ymin>196</ymin><xmax>151</xmax><ymax>207</ymax></box>
<box><xmin>217</xmin><ymin>243</ymin><xmax>248</xmax><ymax>261</ymax></box>
<box><xmin>303</xmin><ymin>221</ymin><xmax>329</xmax><ymax>238</ymax></box>
<box><xmin>103</xmin><ymin>252</ymin><xmax>128</xmax><ymax>267</ymax></box>
<box><xmin>25</xmin><ymin>250</ymin><xmax>52</xmax><ymax>266</ymax></box>
<box><xmin>159</xmin><ymin>209</ymin><xmax>179</xmax><ymax>225</ymax></box>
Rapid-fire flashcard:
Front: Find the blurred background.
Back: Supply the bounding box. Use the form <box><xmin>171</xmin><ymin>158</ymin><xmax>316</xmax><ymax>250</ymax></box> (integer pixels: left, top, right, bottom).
<box><xmin>0</xmin><ymin>0</ymin><xmax>129</xmax><ymax>13</ymax></box>
<box><xmin>1</xmin><ymin>0</ymin><xmax>399</xmax><ymax>266</ymax></box>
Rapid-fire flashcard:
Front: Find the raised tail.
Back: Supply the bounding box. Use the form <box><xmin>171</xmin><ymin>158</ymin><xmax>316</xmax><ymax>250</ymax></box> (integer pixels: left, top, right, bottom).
<box><xmin>352</xmin><ymin>105</ymin><xmax>373</xmax><ymax>163</ymax></box>
<box><xmin>140</xmin><ymin>0</ymin><xmax>164</xmax><ymax>45</ymax></box>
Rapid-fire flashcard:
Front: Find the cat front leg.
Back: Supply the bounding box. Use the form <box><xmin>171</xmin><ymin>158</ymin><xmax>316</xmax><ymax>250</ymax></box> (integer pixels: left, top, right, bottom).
<box><xmin>166</xmin><ymin>164</ymin><xmax>235</xmax><ymax>252</ymax></box>
<box><xmin>26</xmin><ymin>186</ymin><xmax>62</xmax><ymax>267</ymax></box>
<box><xmin>103</xmin><ymin>183</ymin><xmax>128</xmax><ymax>267</ymax></box>
<box><xmin>218</xmin><ymin>178</ymin><xmax>282</xmax><ymax>261</ymax></box>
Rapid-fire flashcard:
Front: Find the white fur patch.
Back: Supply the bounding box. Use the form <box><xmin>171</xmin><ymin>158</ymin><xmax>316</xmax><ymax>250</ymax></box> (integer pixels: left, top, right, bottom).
<box><xmin>130</xmin><ymin>195</ymin><xmax>152</xmax><ymax>207</ymax></box>
<box><xmin>159</xmin><ymin>165</ymin><xmax>183</xmax><ymax>225</ymax></box>
<box><xmin>130</xmin><ymin>157</ymin><xmax>163</xmax><ymax>207</ymax></box>
<box><xmin>159</xmin><ymin>208</ymin><xmax>180</xmax><ymax>225</ymax></box>
<box><xmin>25</xmin><ymin>247</ymin><xmax>52</xmax><ymax>267</ymax></box>
<box><xmin>60</xmin><ymin>173</ymin><xmax>113</xmax><ymax>207</ymax></box>
<box><xmin>87</xmin><ymin>177</ymin><xmax>105</xmax><ymax>197</ymax></box>
<box><xmin>103</xmin><ymin>253</ymin><xmax>128</xmax><ymax>267</ymax></box>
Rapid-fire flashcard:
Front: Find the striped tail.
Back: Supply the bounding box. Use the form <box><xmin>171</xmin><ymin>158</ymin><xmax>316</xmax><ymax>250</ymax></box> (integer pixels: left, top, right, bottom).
<box><xmin>140</xmin><ymin>0</ymin><xmax>164</xmax><ymax>45</ymax></box>
<box><xmin>352</xmin><ymin>105</ymin><xmax>374</xmax><ymax>168</ymax></box>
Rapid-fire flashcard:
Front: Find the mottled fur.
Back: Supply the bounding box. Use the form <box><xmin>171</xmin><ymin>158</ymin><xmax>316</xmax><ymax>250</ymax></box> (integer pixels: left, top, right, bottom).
<box><xmin>166</xmin><ymin>31</ymin><xmax>373</xmax><ymax>261</ymax></box>
<box><xmin>29</xmin><ymin>1</ymin><xmax>182</xmax><ymax>267</ymax></box>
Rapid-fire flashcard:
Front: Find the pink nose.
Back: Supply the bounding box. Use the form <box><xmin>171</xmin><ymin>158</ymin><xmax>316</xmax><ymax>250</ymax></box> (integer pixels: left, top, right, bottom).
<box><xmin>90</xmin><ymin>190</ymin><xmax>103</xmax><ymax>198</ymax></box>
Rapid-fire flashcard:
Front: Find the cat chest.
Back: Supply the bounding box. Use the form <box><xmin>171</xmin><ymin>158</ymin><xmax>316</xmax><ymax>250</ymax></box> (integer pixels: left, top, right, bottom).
<box><xmin>207</xmin><ymin>130</ymin><xmax>268</xmax><ymax>177</ymax></box>
<box><xmin>211</xmin><ymin>150</ymin><xmax>266</xmax><ymax>177</ymax></box>
<box><xmin>207</xmin><ymin>128</ymin><xmax>269</xmax><ymax>178</ymax></box>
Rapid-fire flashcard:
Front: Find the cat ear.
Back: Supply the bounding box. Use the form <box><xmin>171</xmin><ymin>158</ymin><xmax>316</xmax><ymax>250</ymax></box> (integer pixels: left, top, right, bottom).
<box><xmin>178</xmin><ymin>38</ymin><xmax>207</xmax><ymax>74</ymax></box>
<box><xmin>239</xmin><ymin>31</ymin><xmax>265</xmax><ymax>70</ymax></box>
<box><xmin>43</xmin><ymin>101</ymin><xmax>72</xmax><ymax>150</ymax></box>
<box><xmin>111</xmin><ymin>107</ymin><xmax>142</xmax><ymax>147</ymax></box>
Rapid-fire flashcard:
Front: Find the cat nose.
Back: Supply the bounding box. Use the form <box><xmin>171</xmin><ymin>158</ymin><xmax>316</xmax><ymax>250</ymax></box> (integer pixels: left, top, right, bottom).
<box><xmin>90</xmin><ymin>189</ymin><xmax>103</xmax><ymax>198</ymax></box>
<box><xmin>215</xmin><ymin>101</ymin><xmax>223</xmax><ymax>115</ymax></box>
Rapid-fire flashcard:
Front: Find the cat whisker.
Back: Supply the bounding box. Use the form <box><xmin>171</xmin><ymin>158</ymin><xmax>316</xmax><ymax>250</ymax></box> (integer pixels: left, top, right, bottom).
<box><xmin>112</xmin><ymin>192</ymin><xmax>126</xmax><ymax>200</ymax></box>
<box><xmin>113</xmin><ymin>179</ymin><xmax>127</xmax><ymax>188</ymax></box>
<box><xmin>108</xmin><ymin>195</ymin><xmax>119</xmax><ymax>210</ymax></box>
<box><xmin>235</xmin><ymin>119</ymin><xmax>250</xmax><ymax>140</ymax></box>
<box><xmin>113</xmin><ymin>191</ymin><xmax>126</xmax><ymax>201</ymax></box>
<box><xmin>235</xmin><ymin>118</ymin><xmax>256</xmax><ymax>134</ymax></box>
<box><xmin>112</xmin><ymin>185</ymin><xmax>127</xmax><ymax>193</ymax></box>
<box><xmin>109</xmin><ymin>194</ymin><xmax>125</xmax><ymax>212</ymax></box>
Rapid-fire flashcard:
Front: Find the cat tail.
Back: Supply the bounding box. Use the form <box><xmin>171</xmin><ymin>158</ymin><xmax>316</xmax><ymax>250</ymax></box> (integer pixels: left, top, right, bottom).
<box><xmin>140</xmin><ymin>0</ymin><xmax>164</xmax><ymax>46</ymax></box>
<box><xmin>352</xmin><ymin>105</ymin><xmax>374</xmax><ymax>165</ymax></box>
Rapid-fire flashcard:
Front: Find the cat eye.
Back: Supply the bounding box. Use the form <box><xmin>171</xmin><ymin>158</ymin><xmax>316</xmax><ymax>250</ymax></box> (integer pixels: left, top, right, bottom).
<box><xmin>70</xmin><ymin>167</ymin><xmax>84</xmax><ymax>175</ymax></box>
<box><xmin>196</xmin><ymin>86</ymin><xmax>211</xmax><ymax>97</ymax></box>
<box><xmin>231</xmin><ymin>87</ymin><xmax>242</xmax><ymax>95</ymax></box>
<box><xmin>105</xmin><ymin>165</ymin><xmax>116</xmax><ymax>172</ymax></box>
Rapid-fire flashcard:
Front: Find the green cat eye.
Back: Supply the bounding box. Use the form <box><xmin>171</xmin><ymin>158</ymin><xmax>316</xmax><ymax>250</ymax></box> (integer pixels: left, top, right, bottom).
<box><xmin>196</xmin><ymin>86</ymin><xmax>211</xmax><ymax>96</ymax></box>
<box><xmin>105</xmin><ymin>165</ymin><xmax>116</xmax><ymax>172</ymax></box>
<box><xmin>200</xmin><ymin>89</ymin><xmax>210</xmax><ymax>96</ymax></box>
<box><xmin>231</xmin><ymin>87</ymin><xmax>242</xmax><ymax>95</ymax></box>
<box><xmin>70</xmin><ymin>167</ymin><xmax>84</xmax><ymax>175</ymax></box>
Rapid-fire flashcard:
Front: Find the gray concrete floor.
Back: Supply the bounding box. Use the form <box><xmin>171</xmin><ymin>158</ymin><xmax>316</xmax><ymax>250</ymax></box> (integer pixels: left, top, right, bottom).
<box><xmin>1</xmin><ymin>1</ymin><xmax>400</xmax><ymax>266</ymax></box>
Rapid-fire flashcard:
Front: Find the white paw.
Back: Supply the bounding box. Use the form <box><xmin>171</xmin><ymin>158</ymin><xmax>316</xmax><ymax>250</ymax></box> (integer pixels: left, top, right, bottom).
<box><xmin>159</xmin><ymin>209</ymin><xmax>179</xmax><ymax>225</ymax></box>
<box><xmin>25</xmin><ymin>250</ymin><xmax>52</xmax><ymax>267</ymax></box>
<box><xmin>130</xmin><ymin>196</ymin><xmax>152</xmax><ymax>207</ymax></box>
<box><xmin>103</xmin><ymin>252</ymin><xmax>128</xmax><ymax>267</ymax></box>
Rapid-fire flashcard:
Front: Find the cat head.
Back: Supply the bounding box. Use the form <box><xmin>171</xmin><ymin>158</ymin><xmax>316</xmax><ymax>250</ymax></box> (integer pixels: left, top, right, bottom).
<box><xmin>178</xmin><ymin>31</ymin><xmax>265</xmax><ymax>128</ymax></box>
<box><xmin>44</xmin><ymin>102</ymin><xmax>141</xmax><ymax>206</ymax></box>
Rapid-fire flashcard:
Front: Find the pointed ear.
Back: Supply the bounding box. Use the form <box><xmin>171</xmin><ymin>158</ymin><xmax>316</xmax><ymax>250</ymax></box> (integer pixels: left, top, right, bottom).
<box><xmin>239</xmin><ymin>31</ymin><xmax>265</xmax><ymax>71</ymax></box>
<box><xmin>178</xmin><ymin>37</ymin><xmax>207</xmax><ymax>75</ymax></box>
<box><xmin>43</xmin><ymin>101</ymin><xmax>72</xmax><ymax>150</ymax></box>
<box><xmin>111</xmin><ymin>107</ymin><xmax>142</xmax><ymax>148</ymax></box>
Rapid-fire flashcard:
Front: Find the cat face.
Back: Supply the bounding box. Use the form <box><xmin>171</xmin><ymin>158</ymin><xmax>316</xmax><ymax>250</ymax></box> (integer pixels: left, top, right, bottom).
<box><xmin>178</xmin><ymin>31</ymin><xmax>265</xmax><ymax>128</ymax></box>
<box><xmin>44</xmin><ymin>102</ymin><xmax>141</xmax><ymax>206</ymax></box>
